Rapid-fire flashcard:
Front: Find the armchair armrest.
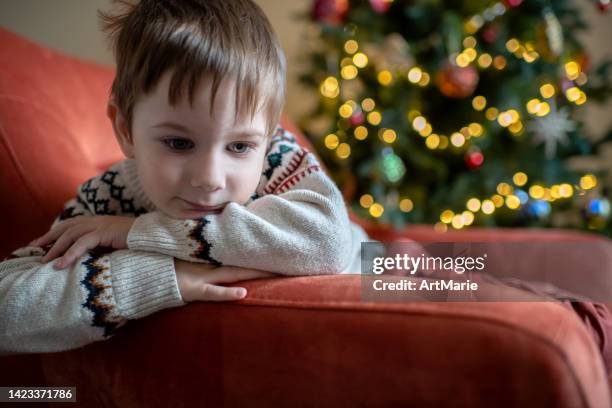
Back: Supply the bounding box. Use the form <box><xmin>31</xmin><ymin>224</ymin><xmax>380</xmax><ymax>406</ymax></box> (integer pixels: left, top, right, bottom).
<box><xmin>38</xmin><ymin>275</ymin><xmax>610</xmax><ymax>407</ymax></box>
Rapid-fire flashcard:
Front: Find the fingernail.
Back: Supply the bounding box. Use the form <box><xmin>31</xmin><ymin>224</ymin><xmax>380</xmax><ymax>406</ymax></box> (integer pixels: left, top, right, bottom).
<box><xmin>53</xmin><ymin>260</ymin><xmax>63</xmax><ymax>270</ymax></box>
<box><xmin>236</xmin><ymin>288</ymin><xmax>247</xmax><ymax>298</ymax></box>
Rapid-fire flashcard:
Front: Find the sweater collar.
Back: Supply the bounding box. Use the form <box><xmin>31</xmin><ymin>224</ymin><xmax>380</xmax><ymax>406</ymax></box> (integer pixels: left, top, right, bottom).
<box><xmin>120</xmin><ymin>159</ymin><xmax>158</xmax><ymax>212</ymax></box>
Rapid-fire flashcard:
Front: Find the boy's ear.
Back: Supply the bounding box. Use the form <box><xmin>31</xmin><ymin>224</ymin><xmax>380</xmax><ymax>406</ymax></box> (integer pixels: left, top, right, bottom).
<box><xmin>107</xmin><ymin>101</ymin><xmax>135</xmax><ymax>159</ymax></box>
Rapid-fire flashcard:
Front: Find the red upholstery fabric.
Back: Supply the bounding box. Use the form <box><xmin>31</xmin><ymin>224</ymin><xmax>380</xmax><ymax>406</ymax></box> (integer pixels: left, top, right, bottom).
<box><xmin>1</xmin><ymin>28</ymin><xmax>612</xmax><ymax>407</ymax></box>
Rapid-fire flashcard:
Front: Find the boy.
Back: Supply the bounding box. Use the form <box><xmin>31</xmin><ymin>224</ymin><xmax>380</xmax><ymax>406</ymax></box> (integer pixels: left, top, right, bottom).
<box><xmin>0</xmin><ymin>0</ymin><xmax>368</xmax><ymax>354</ymax></box>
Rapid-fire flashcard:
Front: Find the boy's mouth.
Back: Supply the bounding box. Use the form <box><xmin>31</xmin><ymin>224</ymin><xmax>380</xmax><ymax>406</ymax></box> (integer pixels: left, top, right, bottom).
<box><xmin>181</xmin><ymin>198</ymin><xmax>227</xmax><ymax>212</ymax></box>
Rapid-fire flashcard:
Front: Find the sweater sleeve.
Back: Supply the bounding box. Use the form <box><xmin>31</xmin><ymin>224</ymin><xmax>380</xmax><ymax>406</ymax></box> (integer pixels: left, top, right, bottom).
<box><xmin>127</xmin><ymin>128</ymin><xmax>356</xmax><ymax>275</ymax></box>
<box><xmin>0</xmin><ymin>247</ymin><xmax>183</xmax><ymax>355</ymax></box>
<box><xmin>0</xmin><ymin>185</ymin><xmax>185</xmax><ymax>355</ymax></box>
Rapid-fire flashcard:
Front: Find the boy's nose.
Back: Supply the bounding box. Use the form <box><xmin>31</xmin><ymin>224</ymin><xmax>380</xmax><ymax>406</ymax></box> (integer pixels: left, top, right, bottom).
<box><xmin>189</xmin><ymin>158</ymin><xmax>225</xmax><ymax>192</ymax></box>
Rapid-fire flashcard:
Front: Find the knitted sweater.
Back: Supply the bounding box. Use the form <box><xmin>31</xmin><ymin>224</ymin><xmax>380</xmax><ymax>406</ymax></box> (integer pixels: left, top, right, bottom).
<box><xmin>0</xmin><ymin>127</ymin><xmax>368</xmax><ymax>354</ymax></box>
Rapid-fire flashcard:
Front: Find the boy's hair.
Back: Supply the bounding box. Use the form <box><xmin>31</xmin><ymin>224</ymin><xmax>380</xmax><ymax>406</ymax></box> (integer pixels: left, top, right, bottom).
<box><xmin>99</xmin><ymin>0</ymin><xmax>286</xmax><ymax>138</ymax></box>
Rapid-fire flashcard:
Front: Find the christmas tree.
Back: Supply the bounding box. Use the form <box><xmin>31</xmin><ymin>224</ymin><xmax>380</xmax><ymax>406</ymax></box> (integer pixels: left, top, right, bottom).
<box><xmin>298</xmin><ymin>0</ymin><xmax>612</xmax><ymax>236</ymax></box>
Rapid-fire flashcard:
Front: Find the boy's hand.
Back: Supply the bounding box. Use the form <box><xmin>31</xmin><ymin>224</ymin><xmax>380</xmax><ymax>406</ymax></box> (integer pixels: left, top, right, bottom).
<box><xmin>174</xmin><ymin>259</ymin><xmax>276</xmax><ymax>302</ymax></box>
<box><xmin>30</xmin><ymin>215</ymin><xmax>135</xmax><ymax>270</ymax></box>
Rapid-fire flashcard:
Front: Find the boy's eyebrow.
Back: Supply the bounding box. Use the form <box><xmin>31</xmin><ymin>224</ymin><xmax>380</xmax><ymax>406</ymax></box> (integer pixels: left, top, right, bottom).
<box><xmin>227</xmin><ymin>129</ymin><xmax>264</xmax><ymax>139</ymax></box>
<box><xmin>153</xmin><ymin>121</ymin><xmax>190</xmax><ymax>133</ymax></box>
<box><xmin>153</xmin><ymin>122</ymin><xmax>264</xmax><ymax>139</ymax></box>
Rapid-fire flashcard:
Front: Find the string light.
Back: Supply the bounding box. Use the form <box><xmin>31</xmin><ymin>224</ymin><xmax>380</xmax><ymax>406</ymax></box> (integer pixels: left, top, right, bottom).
<box><xmin>419</xmin><ymin>124</ymin><xmax>433</xmax><ymax>137</ymax></box>
<box><xmin>539</xmin><ymin>83</ymin><xmax>555</xmax><ymax>99</ymax></box>
<box><xmin>463</xmin><ymin>36</ymin><xmax>477</xmax><ymax>48</ymax></box>
<box><xmin>505</xmin><ymin>195</ymin><xmax>521</xmax><ymax>209</ymax></box>
<box><xmin>564</xmin><ymin>61</ymin><xmax>580</xmax><ymax>80</ymax></box>
<box><xmin>407</xmin><ymin>67</ymin><xmax>422</xmax><ymax>83</ymax></box>
<box><xmin>535</xmin><ymin>101</ymin><xmax>550</xmax><ymax>116</ymax></box>
<box><xmin>472</xmin><ymin>95</ymin><xmax>487</xmax><ymax>111</ymax></box>
<box><xmin>566</xmin><ymin>87</ymin><xmax>581</xmax><ymax>102</ymax></box>
<box><xmin>344</xmin><ymin>40</ymin><xmax>359</xmax><ymax>54</ymax></box>
<box><xmin>399</xmin><ymin>198</ymin><xmax>414</xmax><ymax>213</ymax></box>
<box><xmin>463</xmin><ymin>48</ymin><xmax>477</xmax><ymax>62</ymax></box>
<box><xmin>468</xmin><ymin>123</ymin><xmax>483</xmax><ymax>137</ymax></box>
<box><xmin>324</xmin><ymin>133</ymin><xmax>339</xmax><ymax>149</ymax></box>
<box><xmin>354</xmin><ymin>126</ymin><xmax>368</xmax><ymax>140</ymax></box>
<box><xmin>580</xmin><ymin>174</ymin><xmax>597</xmax><ymax>190</ymax></box>
<box><xmin>359</xmin><ymin>194</ymin><xmax>374</xmax><ymax>208</ymax></box>
<box><xmin>320</xmin><ymin>76</ymin><xmax>339</xmax><ymax>98</ymax></box>
<box><xmin>466</xmin><ymin>198</ymin><xmax>481</xmax><ymax>212</ymax></box>
<box><xmin>496</xmin><ymin>182</ymin><xmax>513</xmax><ymax>196</ymax></box>
<box><xmin>477</xmin><ymin>53</ymin><xmax>492</xmax><ymax>68</ymax></box>
<box><xmin>336</xmin><ymin>142</ymin><xmax>351</xmax><ymax>159</ymax></box>
<box><xmin>526</xmin><ymin>98</ymin><xmax>540</xmax><ymax>114</ymax></box>
<box><xmin>369</xmin><ymin>203</ymin><xmax>384</xmax><ymax>218</ymax></box>
<box><xmin>425</xmin><ymin>134</ymin><xmax>440</xmax><ymax>149</ymax></box>
<box><xmin>493</xmin><ymin>56</ymin><xmax>506</xmax><ymax>70</ymax></box>
<box><xmin>505</xmin><ymin>38</ymin><xmax>520</xmax><ymax>53</ymax></box>
<box><xmin>418</xmin><ymin>72</ymin><xmax>431</xmax><ymax>87</ymax></box>
<box><xmin>529</xmin><ymin>185</ymin><xmax>544</xmax><ymax>199</ymax></box>
<box><xmin>455</xmin><ymin>53</ymin><xmax>470</xmax><ymax>67</ymax></box>
<box><xmin>367</xmin><ymin>111</ymin><xmax>382</xmax><ymax>125</ymax></box>
<box><xmin>412</xmin><ymin>116</ymin><xmax>427</xmax><ymax>131</ymax></box>
<box><xmin>377</xmin><ymin>70</ymin><xmax>393</xmax><ymax>86</ymax></box>
<box><xmin>361</xmin><ymin>98</ymin><xmax>376</xmax><ymax>112</ymax></box>
<box><xmin>341</xmin><ymin>65</ymin><xmax>358</xmax><ymax>80</ymax></box>
<box><xmin>450</xmin><ymin>132</ymin><xmax>465</xmax><ymax>147</ymax></box>
<box><xmin>440</xmin><ymin>210</ymin><xmax>454</xmax><ymax>224</ymax></box>
<box><xmin>353</xmin><ymin>52</ymin><xmax>368</xmax><ymax>68</ymax></box>
<box><xmin>491</xmin><ymin>194</ymin><xmax>504</xmax><ymax>207</ymax></box>
<box><xmin>485</xmin><ymin>107</ymin><xmax>499</xmax><ymax>120</ymax></box>
<box><xmin>481</xmin><ymin>200</ymin><xmax>495</xmax><ymax>214</ymax></box>
<box><xmin>513</xmin><ymin>172</ymin><xmax>528</xmax><ymax>186</ymax></box>
<box><xmin>381</xmin><ymin>129</ymin><xmax>397</xmax><ymax>143</ymax></box>
<box><xmin>451</xmin><ymin>214</ymin><xmax>465</xmax><ymax>229</ymax></box>
<box><xmin>338</xmin><ymin>103</ymin><xmax>353</xmax><ymax>118</ymax></box>
<box><xmin>462</xmin><ymin>211</ymin><xmax>475</xmax><ymax>226</ymax></box>
<box><xmin>438</xmin><ymin>135</ymin><xmax>449</xmax><ymax>149</ymax></box>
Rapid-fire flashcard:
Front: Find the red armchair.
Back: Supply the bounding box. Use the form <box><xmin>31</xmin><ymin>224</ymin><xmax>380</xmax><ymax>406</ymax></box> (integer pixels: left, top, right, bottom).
<box><xmin>1</xmin><ymin>28</ymin><xmax>611</xmax><ymax>407</ymax></box>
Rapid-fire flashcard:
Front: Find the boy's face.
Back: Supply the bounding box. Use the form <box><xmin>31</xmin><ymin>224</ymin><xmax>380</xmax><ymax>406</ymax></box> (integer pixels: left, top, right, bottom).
<box><xmin>110</xmin><ymin>72</ymin><xmax>269</xmax><ymax>219</ymax></box>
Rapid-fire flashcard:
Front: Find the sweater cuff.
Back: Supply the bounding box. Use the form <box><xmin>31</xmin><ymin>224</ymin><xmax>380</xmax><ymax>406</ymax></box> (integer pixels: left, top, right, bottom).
<box><xmin>110</xmin><ymin>250</ymin><xmax>186</xmax><ymax>320</ymax></box>
<box><xmin>127</xmin><ymin>212</ymin><xmax>190</xmax><ymax>256</ymax></box>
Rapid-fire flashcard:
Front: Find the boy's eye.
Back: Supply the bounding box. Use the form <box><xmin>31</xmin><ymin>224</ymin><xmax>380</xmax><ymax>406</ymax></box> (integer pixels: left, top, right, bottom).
<box><xmin>163</xmin><ymin>138</ymin><xmax>193</xmax><ymax>151</ymax></box>
<box><xmin>228</xmin><ymin>142</ymin><xmax>252</xmax><ymax>154</ymax></box>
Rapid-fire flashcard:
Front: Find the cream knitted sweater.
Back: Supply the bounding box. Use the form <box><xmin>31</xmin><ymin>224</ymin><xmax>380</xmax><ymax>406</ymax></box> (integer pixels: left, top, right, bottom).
<box><xmin>0</xmin><ymin>127</ymin><xmax>368</xmax><ymax>354</ymax></box>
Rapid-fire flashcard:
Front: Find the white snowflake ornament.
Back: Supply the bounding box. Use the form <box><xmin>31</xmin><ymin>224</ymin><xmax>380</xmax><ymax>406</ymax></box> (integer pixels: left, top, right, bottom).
<box><xmin>527</xmin><ymin>101</ymin><xmax>576</xmax><ymax>159</ymax></box>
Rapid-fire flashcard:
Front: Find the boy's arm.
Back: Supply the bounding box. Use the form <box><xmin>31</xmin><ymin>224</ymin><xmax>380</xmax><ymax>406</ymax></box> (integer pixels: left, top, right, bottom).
<box><xmin>0</xmin><ymin>247</ymin><xmax>184</xmax><ymax>355</ymax></box>
<box><xmin>0</xmin><ymin>185</ymin><xmax>184</xmax><ymax>355</ymax></box>
<box><xmin>127</xmin><ymin>130</ymin><xmax>355</xmax><ymax>276</ymax></box>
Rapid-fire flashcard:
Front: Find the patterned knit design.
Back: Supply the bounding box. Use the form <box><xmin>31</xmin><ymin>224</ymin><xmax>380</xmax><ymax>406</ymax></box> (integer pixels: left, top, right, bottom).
<box><xmin>187</xmin><ymin>218</ymin><xmax>222</xmax><ymax>266</ymax></box>
<box><xmin>80</xmin><ymin>247</ymin><xmax>124</xmax><ymax>337</ymax></box>
<box><xmin>80</xmin><ymin>170</ymin><xmax>148</xmax><ymax>217</ymax></box>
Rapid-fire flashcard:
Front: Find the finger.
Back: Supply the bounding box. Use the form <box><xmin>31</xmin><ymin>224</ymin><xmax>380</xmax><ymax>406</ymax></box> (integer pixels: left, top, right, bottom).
<box><xmin>53</xmin><ymin>233</ymin><xmax>101</xmax><ymax>270</ymax></box>
<box><xmin>199</xmin><ymin>284</ymin><xmax>247</xmax><ymax>301</ymax></box>
<box><xmin>32</xmin><ymin>218</ymin><xmax>81</xmax><ymax>247</ymax></box>
<box><xmin>41</xmin><ymin>225</ymin><xmax>93</xmax><ymax>264</ymax></box>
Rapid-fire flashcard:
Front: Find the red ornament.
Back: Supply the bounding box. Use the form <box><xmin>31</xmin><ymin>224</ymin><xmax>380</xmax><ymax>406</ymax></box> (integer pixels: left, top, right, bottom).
<box><xmin>598</xmin><ymin>0</ymin><xmax>610</xmax><ymax>12</ymax></box>
<box><xmin>349</xmin><ymin>111</ymin><xmax>365</xmax><ymax>126</ymax></box>
<box><xmin>436</xmin><ymin>62</ymin><xmax>479</xmax><ymax>99</ymax></box>
<box><xmin>482</xmin><ymin>25</ymin><xmax>499</xmax><ymax>44</ymax></box>
<box><xmin>465</xmin><ymin>151</ymin><xmax>484</xmax><ymax>170</ymax></box>
<box><xmin>503</xmin><ymin>0</ymin><xmax>523</xmax><ymax>7</ymax></box>
<box><xmin>312</xmin><ymin>0</ymin><xmax>349</xmax><ymax>25</ymax></box>
<box><xmin>369</xmin><ymin>0</ymin><xmax>392</xmax><ymax>13</ymax></box>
